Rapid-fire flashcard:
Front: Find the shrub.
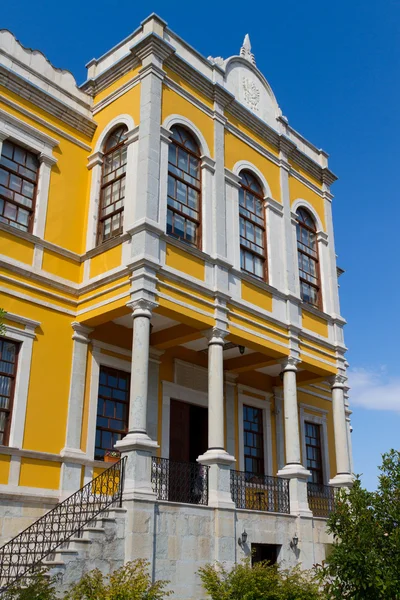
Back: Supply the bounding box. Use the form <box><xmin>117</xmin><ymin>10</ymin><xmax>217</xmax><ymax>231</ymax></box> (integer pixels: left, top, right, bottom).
<box><xmin>63</xmin><ymin>559</ymin><xmax>171</xmax><ymax>600</ymax></box>
<box><xmin>198</xmin><ymin>559</ymin><xmax>322</xmax><ymax>600</ymax></box>
<box><xmin>2</xmin><ymin>567</ymin><xmax>57</xmax><ymax>600</ymax></box>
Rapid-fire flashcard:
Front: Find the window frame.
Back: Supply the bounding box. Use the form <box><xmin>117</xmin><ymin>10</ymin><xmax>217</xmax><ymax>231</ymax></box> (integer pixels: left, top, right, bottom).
<box><xmin>0</xmin><ymin>337</ymin><xmax>20</xmax><ymax>447</ymax></box>
<box><xmin>239</xmin><ymin>170</ymin><xmax>267</xmax><ymax>281</ymax></box>
<box><xmin>95</xmin><ymin>364</ymin><xmax>130</xmax><ymax>461</ymax></box>
<box><xmin>97</xmin><ymin>125</ymin><xmax>128</xmax><ymax>245</ymax></box>
<box><xmin>304</xmin><ymin>420</ymin><xmax>324</xmax><ymax>484</ymax></box>
<box><xmin>167</xmin><ymin>126</ymin><xmax>202</xmax><ymax>249</ymax></box>
<box><xmin>243</xmin><ymin>403</ymin><xmax>265</xmax><ymax>476</ymax></box>
<box><xmin>300</xmin><ymin>405</ymin><xmax>330</xmax><ymax>485</ymax></box>
<box><xmin>296</xmin><ymin>207</ymin><xmax>322</xmax><ymax>309</ymax></box>
<box><xmin>238</xmin><ymin>387</ymin><xmax>273</xmax><ymax>476</ymax></box>
<box><xmin>0</xmin><ymin>140</ymin><xmax>40</xmax><ymax>234</ymax></box>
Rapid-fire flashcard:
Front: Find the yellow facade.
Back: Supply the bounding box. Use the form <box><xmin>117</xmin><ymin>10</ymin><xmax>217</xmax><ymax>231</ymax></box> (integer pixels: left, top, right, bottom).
<box><xmin>0</xmin><ymin>17</ymin><xmax>348</xmax><ymax>502</ymax></box>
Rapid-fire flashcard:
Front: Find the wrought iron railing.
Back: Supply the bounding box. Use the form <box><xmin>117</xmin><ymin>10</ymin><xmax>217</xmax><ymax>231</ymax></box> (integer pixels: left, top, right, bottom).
<box><xmin>0</xmin><ymin>457</ymin><xmax>126</xmax><ymax>592</ymax></box>
<box><xmin>152</xmin><ymin>457</ymin><xmax>209</xmax><ymax>506</ymax></box>
<box><xmin>307</xmin><ymin>482</ymin><xmax>335</xmax><ymax>517</ymax></box>
<box><xmin>230</xmin><ymin>470</ymin><xmax>290</xmax><ymax>514</ymax></box>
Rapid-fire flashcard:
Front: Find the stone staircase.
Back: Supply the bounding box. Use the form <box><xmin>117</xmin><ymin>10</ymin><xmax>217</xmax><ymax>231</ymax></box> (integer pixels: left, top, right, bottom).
<box><xmin>42</xmin><ymin>507</ymin><xmax>126</xmax><ymax>594</ymax></box>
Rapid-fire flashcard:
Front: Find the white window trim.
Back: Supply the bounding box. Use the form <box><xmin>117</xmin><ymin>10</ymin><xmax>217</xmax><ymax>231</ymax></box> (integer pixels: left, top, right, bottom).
<box><xmin>85</xmin><ymin>115</ymin><xmax>137</xmax><ymax>252</ymax></box>
<box><xmin>300</xmin><ymin>404</ymin><xmax>330</xmax><ymax>484</ymax></box>
<box><xmin>1</xmin><ymin>313</ymin><xmax>40</xmax><ymax>450</ymax></box>
<box><xmin>161</xmin><ymin>380</ymin><xmax>208</xmax><ymax>459</ymax></box>
<box><xmin>0</xmin><ymin>109</ymin><xmax>58</xmax><ymax>239</ymax></box>
<box><xmin>160</xmin><ymin>115</ymin><xmax>214</xmax><ymax>254</ymax></box>
<box><xmin>238</xmin><ymin>385</ymin><xmax>273</xmax><ymax>476</ymax></box>
<box><xmin>86</xmin><ymin>343</ymin><xmax>131</xmax><ymax>462</ymax></box>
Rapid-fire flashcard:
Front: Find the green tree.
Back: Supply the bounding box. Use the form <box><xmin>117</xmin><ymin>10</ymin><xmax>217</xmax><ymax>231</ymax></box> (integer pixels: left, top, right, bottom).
<box><xmin>317</xmin><ymin>449</ymin><xmax>400</xmax><ymax>599</ymax></box>
<box><xmin>63</xmin><ymin>559</ymin><xmax>171</xmax><ymax>600</ymax></box>
<box><xmin>198</xmin><ymin>559</ymin><xmax>322</xmax><ymax>600</ymax></box>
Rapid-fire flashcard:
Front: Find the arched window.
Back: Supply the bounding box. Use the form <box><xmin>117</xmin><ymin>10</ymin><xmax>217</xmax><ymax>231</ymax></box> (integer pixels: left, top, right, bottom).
<box><xmin>98</xmin><ymin>125</ymin><xmax>128</xmax><ymax>244</ymax></box>
<box><xmin>167</xmin><ymin>126</ymin><xmax>201</xmax><ymax>247</ymax></box>
<box><xmin>239</xmin><ymin>170</ymin><xmax>266</xmax><ymax>279</ymax></box>
<box><xmin>296</xmin><ymin>207</ymin><xmax>321</xmax><ymax>307</ymax></box>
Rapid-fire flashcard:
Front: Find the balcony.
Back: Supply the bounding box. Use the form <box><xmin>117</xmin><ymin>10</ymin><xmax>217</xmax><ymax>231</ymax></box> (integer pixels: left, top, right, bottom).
<box><xmin>307</xmin><ymin>482</ymin><xmax>336</xmax><ymax>518</ymax></box>
<box><xmin>151</xmin><ymin>457</ymin><xmax>209</xmax><ymax>506</ymax></box>
<box><xmin>230</xmin><ymin>470</ymin><xmax>290</xmax><ymax>514</ymax></box>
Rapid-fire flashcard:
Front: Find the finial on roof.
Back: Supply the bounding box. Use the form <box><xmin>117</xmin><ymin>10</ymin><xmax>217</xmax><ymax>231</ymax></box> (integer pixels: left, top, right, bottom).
<box><xmin>240</xmin><ymin>34</ymin><xmax>255</xmax><ymax>65</ymax></box>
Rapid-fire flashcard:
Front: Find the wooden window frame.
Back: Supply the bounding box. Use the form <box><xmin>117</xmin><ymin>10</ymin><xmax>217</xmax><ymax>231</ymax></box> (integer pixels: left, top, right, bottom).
<box><xmin>95</xmin><ymin>365</ymin><xmax>130</xmax><ymax>461</ymax></box>
<box><xmin>243</xmin><ymin>403</ymin><xmax>265</xmax><ymax>477</ymax></box>
<box><xmin>0</xmin><ymin>337</ymin><xmax>20</xmax><ymax>447</ymax></box>
<box><xmin>0</xmin><ymin>140</ymin><xmax>40</xmax><ymax>234</ymax></box>
<box><xmin>305</xmin><ymin>421</ymin><xmax>324</xmax><ymax>484</ymax></box>
<box><xmin>296</xmin><ymin>208</ymin><xmax>322</xmax><ymax>309</ymax></box>
<box><xmin>97</xmin><ymin>126</ymin><xmax>128</xmax><ymax>245</ymax></box>
<box><xmin>167</xmin><ymin>126</ymin><xmax>202</xmax><ymax>249</ymax></box>
<box><xmin>239</xmin><ymin>171</ymin><xmax>267</xmax><ymax>281</ymax></box>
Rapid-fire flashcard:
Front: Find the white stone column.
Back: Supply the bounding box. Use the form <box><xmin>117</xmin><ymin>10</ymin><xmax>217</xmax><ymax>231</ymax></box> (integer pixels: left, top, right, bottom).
<box><xmin>329</xmin><ymin>375</ymin><xmax>353</xmax><ymax>487</ymax></box>
<box><xmin>277</xmin><ymin>357</ymin><xmax>311</xmax><ymax>516</ymax></box>
<box><xmin>116</xmin><ymin>299</ymin><xmax>158</xmax><ymax>500</ymax></box>
<box><xmin>32</xmin><ymin>154</ymin><xmax>57</xmax><ymax>239</ymax></box>
<box><xmin>60</xmin><ymin>322</ymin><xmax>93</xmax><ymax>495</ymax></box>
<box><xmin>198</xmin><ymin>328</ymin><xmax>235</xmax><ymax>508</ymax></box>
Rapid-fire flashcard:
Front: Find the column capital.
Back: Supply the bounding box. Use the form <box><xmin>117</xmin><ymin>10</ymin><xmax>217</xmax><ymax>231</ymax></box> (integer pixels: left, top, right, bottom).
<box><xmin>71</xmin><ymin>322</ymin><xmax>93</xmax><ymax>344</ymax></box>
<box><xmin>330</xmin><ymin>374</ymin><xmax>347</xmax><ymax>389</ymax></box>
<box><xmin>127</xmin><ymin>298</ymin><xmax>157</xmax><ymax>319</ymax></box>
<box><xmin>39</xmin><ymin>153</ymin><xmax>57</xmax><ymax>167</ymax></box>
<box><xmin>280</xmin><ymin>356</ymin><xmax>300</xmax><ymax>372</ymax></box>
<box><xmin>203</xmin><ymin>327</ymin><xmax>228</xmax><ymax>345</ymax></box>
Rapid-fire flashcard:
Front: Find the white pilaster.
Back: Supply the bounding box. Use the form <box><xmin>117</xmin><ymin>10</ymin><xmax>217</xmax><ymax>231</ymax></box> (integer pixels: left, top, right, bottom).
<box><xmin>329</xmin><ymin>375</ymin><xmax>353</xmax><ymax>488</ymax></box>
<box><xmin>273</xmin><ymin>386</ymin><xmax>285</xmax><ymax>471</ymax></box>
<box><xmin>265</xmin><ymin>197</ymin><xmax>285</xmax><ymax>290</ymax></box>
<box><xmin>198</xmin><ymin>328</ymin><xmax>235</xmax><ymax>508</ymax></box>
<box><xmin>32</xmin><ymin>154</ymin><xmax>57</xmax><ymax>239</ymax></box>
<box><xmin>60</xmin><ymin>322</ymin><xmax>93</xmax><ymax>495</ymax></box>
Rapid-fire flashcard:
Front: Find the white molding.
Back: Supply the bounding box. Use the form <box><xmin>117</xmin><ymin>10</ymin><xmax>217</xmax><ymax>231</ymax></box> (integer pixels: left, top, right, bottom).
<box><xmin>161</xmin><ymin>114</ymin><xmax>211</xmax><ymax>156</ymax></box>
<box><xmin>232</xmin><ymin>160</ymin><xmax>272</xmax><ymax>198</ymax></box>
<box><xmin>0</xmin><ymin>108</ymin><xmax>59</xmax><ymax>150</ymax></box>
<box><xmin>3</xmin><ymin>318</ymin><xmax>40</xmax><ymax>449</ymax></box>
<box><xmin>93</xmin><ymin>115</ymin><xmax>135</xmax><ymax>154</ymax></box>
<box><xmin>161</xmin><ymin>380</ymin><xmax>208</xmax><ymax>458</ymax></box>
<box><xmin>238</xmin><ymin>389</ymin><xmax>273</xmax><ymax>475</ymax></box>
<box><xmin>291</xmin><ymin>199</ymin><xmax>324</xmax><ymax>233</ymax></box>
<box><xmin>299</xmin><ymin>405</ymin><xmax>330</xmax><ymax>484</ymax></box>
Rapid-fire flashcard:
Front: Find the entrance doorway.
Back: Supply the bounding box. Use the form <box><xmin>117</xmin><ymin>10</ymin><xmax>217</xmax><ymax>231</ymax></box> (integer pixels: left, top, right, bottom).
<box><xmin>168</xmin><ymin>399</ymin><xmax>208</xmax><ymax>504</ymax></box>
<box><xmin>169</xmin><ymin>399</ymin><xmax>208</xmax><ymax>463</ymax></box>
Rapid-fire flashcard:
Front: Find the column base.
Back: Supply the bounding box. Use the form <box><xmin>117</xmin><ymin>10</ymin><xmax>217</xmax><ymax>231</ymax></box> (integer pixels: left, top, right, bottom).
<box><xmin>277</xmin><ymin>464</ymin><xmax>312</xmax><ymax>517</ymax></box>
<box><xmin>329</xmin><ymin>473</ymin><xmax>354</xmax><ymax>488</ymax></box>
<box><xmin>115</xmin><ymin>433</ymin><xmax>159</xmax><ymax>501</ymax></box>
<box><xmin>197</xmin><ymin>450</ymin><xmax>236</xmax><ymax>508</ymax></box>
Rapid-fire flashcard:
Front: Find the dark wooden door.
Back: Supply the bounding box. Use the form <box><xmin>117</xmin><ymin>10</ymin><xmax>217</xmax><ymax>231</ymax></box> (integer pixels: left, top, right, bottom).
<box><xmin>169</xmin><ymin>399</ymin><xmax>190</xmax><ymax>462</ymax></box>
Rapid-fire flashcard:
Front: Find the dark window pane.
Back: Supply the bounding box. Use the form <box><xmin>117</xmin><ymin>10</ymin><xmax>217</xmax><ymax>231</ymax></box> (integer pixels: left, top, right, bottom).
<box><xmin>95</xmin><ymin>366</ymin><xmax>130</xmax><ymax>460</ymax></box>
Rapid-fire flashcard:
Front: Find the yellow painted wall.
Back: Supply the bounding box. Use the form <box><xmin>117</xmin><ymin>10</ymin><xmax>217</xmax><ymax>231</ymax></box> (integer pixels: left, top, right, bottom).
<box><xmin>0</xmin><ymin>230</ymin><xmax>34</xmax><ymax>265</ymax></box>
<box><xmin>93</xmin><ymin>67</ymin><xmax>141</xmax><ymax>105</ymax></box>
<box><xmin>92</xmin><ymin>83</ymin><xmax>141</xmax><ymax>148</ymax></box>
<box><xmin>42</xmin><ymin>249</ymin><xmax>82</xmax><ymax>283</ymax></box>
<box><xmin>165</xmin><ymin>244</ymin><xmax>205</xmax><ymax>281</ymax></box>
<box><xmin>164</xmin><ymin>67</ymin><xmax>213</xmax><ymax>110</ymax></box>
<box><xmin>0</xmin><ymin>455</ymin><xmax>10</xmax><ymax>484</ymax></box>
<box><xmin>241</xmin><ymin>280</ymin><xmax>273</xmax><ymax>312</ymax></box>
<box><xmin>225</xmin><ymin>111</ymin><xmax>279</xmax><ymax>158</ymax></box>
<box><xmin>289</xmin><ymin>176</ymin><xmax>326</xmax><ymax>231</ymax></box>
<box><xmin>302</xmin><ymin>310</ymin><xmax>328</xmax><ymax>337</ymax></box>
<box><xmin>89</xmin><ymin>244</ymin><xmax>122</xmax><ymax>279</ymax></box>
<box><xmin>289</xmin><ymin>159</ymin><xmax>322</xmax><ymax>189</ymax></box>
<box><xmin>224</xmin><ymin>130</ymin><xmax>281</xmax><ymax>202</ymax></box>
<box><xmin>19</xmin><ymin>458</ymin><xmax>61</xmax><ymax>489</ymax></box>
<box><xmin>162</xmin><ymin>86</ymin><xmax>214</xmax><ymax>157</ymax></box>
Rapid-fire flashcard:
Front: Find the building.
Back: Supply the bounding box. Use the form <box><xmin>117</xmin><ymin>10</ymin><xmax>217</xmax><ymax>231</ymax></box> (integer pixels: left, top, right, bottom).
<box><xmin>0</xmin><ymin>15</ymin><xmax>353</xmax><ymax>598</ymax></box>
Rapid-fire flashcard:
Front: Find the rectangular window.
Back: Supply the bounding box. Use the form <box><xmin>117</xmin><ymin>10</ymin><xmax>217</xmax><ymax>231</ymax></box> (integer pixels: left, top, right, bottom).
<box><xmin>243</xmin><ymin>404</ymin><xmax>264</xmax><ymax>476</ymax></box>
<box><xmin>0</xmin><ymin>140</ymin><xmax>39</xmax><ymax>233</ymax></box>
<box><xmin>95</xmin><ymin>366</ymin><xmax>130</xmax><ymax>460</ymax></box>
<box><xmin>0</xmin><ymin>338</ymin><xmax>20</xmax><ymax>446</ymax></box>
<box><xmin>305</xmin><ymin>421</ymin><xmax>323</xmax><ymax>484</ymax></box>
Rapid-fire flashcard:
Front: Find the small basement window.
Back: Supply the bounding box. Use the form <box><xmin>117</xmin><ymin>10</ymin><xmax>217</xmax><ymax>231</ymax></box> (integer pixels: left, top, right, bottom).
<box><xmin>251</xmin><ymin>543</ymin><xmax>281</xmax><ymax>566</ymax></box>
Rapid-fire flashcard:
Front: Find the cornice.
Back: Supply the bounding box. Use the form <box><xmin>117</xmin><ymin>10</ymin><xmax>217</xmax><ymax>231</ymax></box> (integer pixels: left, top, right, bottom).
<box><xmin>0</xmin><ymin>65</ymin><xmax>97</xmax><ymax>138</ymax></box>
<box><xmin>81</xmin><ymin>54</ymin><xmax>141</xmax><ymax>97</ymax></box>
<box><xmin>131</xmin><ymin>33</ymin><xmax>175</xmax><ymax>63</ymax></box>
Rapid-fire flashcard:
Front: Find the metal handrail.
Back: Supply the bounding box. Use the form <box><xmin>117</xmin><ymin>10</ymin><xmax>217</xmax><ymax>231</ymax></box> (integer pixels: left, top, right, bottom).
<box><xmin>152</xmin><ymin>457</ymin><xmax>209</xmax><ymax>506</ymax></box>
<box><xmin>0</xmin><ymin>457</ymin><xmax>126</xmax><ymax>592</ymax></box>
<box><xmin>230</xmin><ymin>470</ymin><xmax>290</xmax><ymax>514</ymax></box>
<box><xmin>307</xmin><ymin>481</ymin><xmax>335</xmax><ymax>517</ymax></box>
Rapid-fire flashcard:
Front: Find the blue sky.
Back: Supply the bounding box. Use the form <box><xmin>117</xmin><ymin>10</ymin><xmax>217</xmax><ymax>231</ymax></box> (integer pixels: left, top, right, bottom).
<box><xmin>2</xmin><ymin>0</ymin><xmax>399</xmax><ymax>490</ymax></box>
